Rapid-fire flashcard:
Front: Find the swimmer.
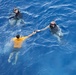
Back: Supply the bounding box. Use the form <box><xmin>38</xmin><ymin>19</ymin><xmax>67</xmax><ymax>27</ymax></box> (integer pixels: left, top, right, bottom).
<box><xmin>9</xmin><ymin>8</ymin><xmax>25</xmax><ymax>25</ymax></box>
<box><xmin>9</xmin><ymin>8</ymin><xmax>22</xmax><ymax>20</ymax></box>
<box><xmin>49</xmin><ymin>21</ymin><xmax>63</xmax><ymax>37</ymax></box>
<box><xmin>8</xmin><ymin>31</ymin><xmax>36</xmax><ymax>65</ymax></box>
<box><xmin>36</xmin><ymin>21</ymin><xmax>63</xmax><ymax>41</ymax></box>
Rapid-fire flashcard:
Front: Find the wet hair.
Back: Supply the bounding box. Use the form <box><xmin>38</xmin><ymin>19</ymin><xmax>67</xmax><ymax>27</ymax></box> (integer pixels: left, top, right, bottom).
<box><xmin>50</xmin><ymin>23</ymin><xmax>56</xmax><ymax>26</ymax></box>
<box><xmin>13</xmin><ymin>8</ymin><xmax>20</xmax><ymax>13</ymax></box>
<box><xmin>16</xmin><ymin>35</ymin><xmax>20</xmax><ymax>39</ymax></box>
<box><xmin>14</xmin><ymin>8</ymin><xmax>18</xmax><ymax>11</ymax></box>
<box><xmin>50</xmin><ymin>23</ymin><xmax>57</xmax><ymax>29</ymax></box>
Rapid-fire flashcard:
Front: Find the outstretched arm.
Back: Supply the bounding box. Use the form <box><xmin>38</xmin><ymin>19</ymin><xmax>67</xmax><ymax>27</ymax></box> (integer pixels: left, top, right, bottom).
<box><xmin>36</xmin><ymin>25</ymin><xmax>49</xmax><ymax>32</ymax></box>
<box><xmin>27</xmin><ymin>31</ymin><xmax>37</xmax><ymax>38</ymax></box>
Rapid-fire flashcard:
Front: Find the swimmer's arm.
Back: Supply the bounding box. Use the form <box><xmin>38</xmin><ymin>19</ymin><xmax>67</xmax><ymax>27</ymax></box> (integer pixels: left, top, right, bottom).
<box><xmin>11</xmin><ymin>38</ymin><xmax>15</xmax><ymax>41</ymax></box>
<box><xmin>23</xmin><ymin>31</ymin><xmax>36</xmax><ymax>40</ymax></box>
<box><xmin>9</xmin><ymin>16</ymin><xmax>15</xmax><ymax>19</ymax></box>
<box><xmin>57</xmin><ymin>25</ymin><xmax>61</xmax><ymax>31</ymax></box>
<box><xmin>27</xmin><ymin>31</ymin><xmax>36</xmax><ymax>38</ymax></box>
<box><xmin>9</xmin><ymin>13</ymin><xmax>15</xmax><ymax>19</ymax></box>
<box><xmin>41</xmin><ymin>25</ymin><xmax>49</xmax><ymax>31</ymax></box>
<box><xmin>36</xmin><ymin>25</ymin><xmax>49</xmax><ymax>32</ymax></box>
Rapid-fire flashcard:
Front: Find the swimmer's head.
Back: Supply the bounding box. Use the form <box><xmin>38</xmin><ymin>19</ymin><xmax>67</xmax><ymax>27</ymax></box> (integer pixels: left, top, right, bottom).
<box><xmin>16</xmin><ymin>34</ymin><xmax>20</xmax><ymax>39</ymax></box>
<box><xmin>14</xmin><ymin>8</ymin><xmax>19</xmax><ymax>14</ymax></box>
<box><xmin>50</xmin><ymin>21</ymin><xmax>56</xmax><ymax>26</ymax></box>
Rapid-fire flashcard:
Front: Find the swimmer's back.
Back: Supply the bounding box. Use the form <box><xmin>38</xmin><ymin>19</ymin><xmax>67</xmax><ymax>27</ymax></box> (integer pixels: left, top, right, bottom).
<box><xmin>12</xmin><ymin>36</ymin><xmax>28</xmax><ymax>48</ymax></box>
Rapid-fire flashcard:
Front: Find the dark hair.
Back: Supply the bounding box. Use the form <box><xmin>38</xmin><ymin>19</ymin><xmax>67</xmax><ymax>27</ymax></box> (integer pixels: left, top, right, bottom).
<box><xmin>14</xmin><ymin>8</ymin><xmax>18</xmax><ymax>11</ymax></box>
<box><xmin>14</xmin><ymin>8</ymin><xmax>20</xmax><ymax>13</ymax></box>
<box><xmin>50</xmin><ymin>23</ymin><xmax>57</xmax><ymax>29</ymax></box>
<box><xmin>16</xmin><ymin>35</ymin><xmax>20</xmax><ymax>39</ymax></box>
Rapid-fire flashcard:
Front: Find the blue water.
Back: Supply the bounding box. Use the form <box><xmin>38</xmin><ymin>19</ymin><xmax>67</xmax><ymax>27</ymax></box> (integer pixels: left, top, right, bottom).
<box><xmin>0</xmin><ymin>0</ymin><xmax>76</xmax><ymax>75</ymax></box>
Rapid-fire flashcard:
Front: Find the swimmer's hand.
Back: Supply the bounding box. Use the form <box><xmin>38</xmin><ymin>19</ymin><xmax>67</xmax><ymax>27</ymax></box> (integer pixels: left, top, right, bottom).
<box><xmin>33</xmin><ymin>31</ymin><xmax>37</xmax><ymax>34</ymax></box>
<box><xmin>27</xmin><ymin>31</ymin><xmax>36</xmax><ymax>38</ymax></box>
<box><xmin>34</xmin><ymin>30</ymin><xmax>41</xmax><ymax>32</ymax></box>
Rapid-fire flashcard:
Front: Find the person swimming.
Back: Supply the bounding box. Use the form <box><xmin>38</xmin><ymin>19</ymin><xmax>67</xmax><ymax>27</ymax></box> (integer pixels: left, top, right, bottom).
<box><xmin>49</xmin><ymin>21</ymin><xmax>59</xmax><ymax>34</ymax></box>
<box><xmin>36</xmin><ymin>21</ymin><xmax>63</xmax><ymax>41</ymax></box>
<box><xmin>49</xmin><ymin>21</ymin><xmax>63</xmax><ymax>37</ymax></box>
<box><xmin>9</xmin><ymin>8</ymin><xmax>24</xmax><ymax>25</ymax></box>
<box><xmin>9</xmin><ymin>8</ymin><xmax>22</xmax><ymax>20</ymax></box>
<box><xmin>8</xmin><ymin>31</ymin><xmax>36</xmax><ymax>65</ymax></box>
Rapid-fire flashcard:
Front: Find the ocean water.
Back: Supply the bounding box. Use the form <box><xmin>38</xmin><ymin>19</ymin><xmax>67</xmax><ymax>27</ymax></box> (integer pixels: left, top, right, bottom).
<box><xmin>0</xmin><ymin>0</ymin><xmax>76</xmax><ymax>75</ymax></box>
